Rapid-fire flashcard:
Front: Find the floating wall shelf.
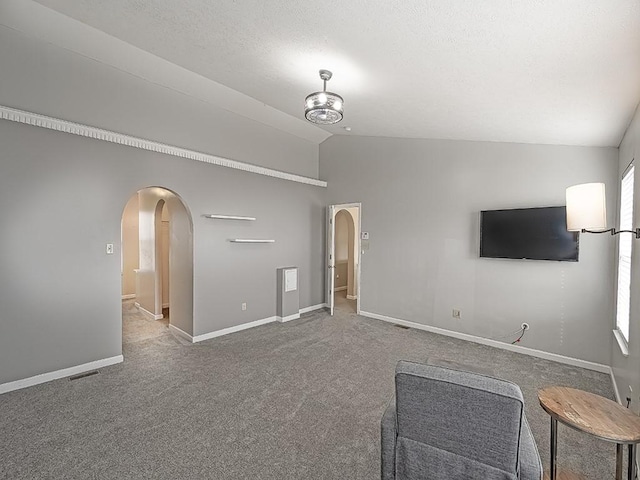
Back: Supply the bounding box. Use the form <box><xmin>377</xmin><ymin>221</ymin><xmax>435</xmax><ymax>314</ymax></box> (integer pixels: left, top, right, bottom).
<box><xmin>203</xmin><ymin>214</ymin><xmax>256</xmax><ymax>221</ymax></box>
<box><xmin>230</xmin><ymin>239</ymin><xmax>275</xmax><ymax>243</ymax></box>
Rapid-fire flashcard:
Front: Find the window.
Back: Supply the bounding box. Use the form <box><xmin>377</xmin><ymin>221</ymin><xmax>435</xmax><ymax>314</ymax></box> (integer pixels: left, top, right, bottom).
<box><xmin>616</xmin><ymin>164</ymin><xmax>634</xmax><ymax>343</ymax></box>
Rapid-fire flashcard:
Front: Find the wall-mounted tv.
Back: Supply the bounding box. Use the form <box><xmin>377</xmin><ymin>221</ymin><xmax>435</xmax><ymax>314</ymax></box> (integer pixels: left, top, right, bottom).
<box><xmin>479</xmin><ymin>206</ymin><xmax>579</xmax><ymax>262</ymax></box>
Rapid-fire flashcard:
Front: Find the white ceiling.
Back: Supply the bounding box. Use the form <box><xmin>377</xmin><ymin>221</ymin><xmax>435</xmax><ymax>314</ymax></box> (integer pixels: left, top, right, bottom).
<box><xmin>29</xmin><ymin>0</ymin><xmax>640</xmax><ymax>147</ymax></box>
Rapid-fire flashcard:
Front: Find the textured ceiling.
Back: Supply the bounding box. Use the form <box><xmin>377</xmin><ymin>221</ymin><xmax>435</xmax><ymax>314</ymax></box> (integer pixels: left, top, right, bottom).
<box><xmin>32</xmin><ymin>0</ymin><xmax>640</xmax><ymax>146</ymax></box>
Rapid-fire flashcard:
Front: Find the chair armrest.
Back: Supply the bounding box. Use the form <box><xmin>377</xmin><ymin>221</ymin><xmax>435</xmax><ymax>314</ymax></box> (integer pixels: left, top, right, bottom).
<box><xmin>381</xmin><ymin>399</ymin><xmax>397</xmax><ymax>480</ymax></box>
<box><xmin>519</xmin><ymin>415</ymin><xmax>543</xmax><ymax>480</ymax></box>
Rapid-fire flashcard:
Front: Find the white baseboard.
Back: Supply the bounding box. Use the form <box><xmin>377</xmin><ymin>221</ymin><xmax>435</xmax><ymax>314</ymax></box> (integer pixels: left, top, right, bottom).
<box><xmin>360</xmin><ymin>311</ymin><xmax>610</xmax><ymax>374</ymax></box>
<box><xmin>609</xmin><ymin>367</ymin><xmax>622</xmax><ymax>404</ymax></box>
<box><xmin>173</xmin><ymin>305</ymin><xmax>326</xmax><ymax>343</ymax></box>
<box><xmin>0</xmin><ymin>355</ymin><xmax>123</xmax><ymax>395</ymax></box>
<box><xmin>299</xmin><ymin>303</ymin><xmax>326</xmax><ymax>314</ymax></box>
<box><xmin>121</xmin><ymin>294</ymin><xmax>136</xmax><ymax>300</ymax></box>
<box><xmin>277</xmin><ymin>313</ymin><xmax>300</xmax><ymax>323</ymax></box>
<box><xmin>168</xmin><ymin>324</ymin><xmax>194</xmax><ymax>342</ymax></box>
<box><xmin>346</xmin><ymin>295</ymin><xmax>357</xmax><ymax>300</ymax></box>
<box><xmin>334</xmin><ymin>286</ymin><xmax>347</xmax><ymax>292</ymax></box>
<box><xmin>192</xmin><ymin>316</ymin><xmax>277</xmax><ymax>343</ymax></box>
<box><xmin>135</xmin><ymin>303</ymin><xmax>163</xmax><ymax>320</ymax></box>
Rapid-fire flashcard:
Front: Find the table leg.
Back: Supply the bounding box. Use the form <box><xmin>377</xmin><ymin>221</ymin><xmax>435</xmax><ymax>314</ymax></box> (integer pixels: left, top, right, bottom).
<box><xmin>616</xmin><ymin>443</ymin><xmax>623</xmax><ymax>480</ymax></box>
<box><xmin>628</xmin><ymin>444</ymin><xmax>637</xmax><ymax>480</ymax></box>
<box><xmin>550</xmin><ymin>417</ymin><xmax>557</xmax><ymax>480</ymax></box>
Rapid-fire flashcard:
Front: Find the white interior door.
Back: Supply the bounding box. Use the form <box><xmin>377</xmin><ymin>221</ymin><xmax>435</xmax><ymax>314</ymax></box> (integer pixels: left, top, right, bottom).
<box><xmin>327</xmin><ymin>205</ymin><xmax>336</xmax><ymax>315</ymax></box>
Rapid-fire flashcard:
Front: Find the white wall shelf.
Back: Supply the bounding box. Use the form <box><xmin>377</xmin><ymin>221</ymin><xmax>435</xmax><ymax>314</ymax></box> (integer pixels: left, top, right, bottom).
<box><xmin>230</xmin><ymin>239</ymin><xmax>275</xmax><ymax>243</ymax></box>
<box><xmin>203</xmin><ymin>214</ymin><xmax>256</xmax><ymax>221</ymax></box>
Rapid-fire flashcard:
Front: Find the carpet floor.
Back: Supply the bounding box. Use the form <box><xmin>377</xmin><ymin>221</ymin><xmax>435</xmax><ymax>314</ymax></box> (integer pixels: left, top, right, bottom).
<box><xmin>0</xmin><ymin>299</ymin><xmax>617</xmax><ymax>479</ymax></box>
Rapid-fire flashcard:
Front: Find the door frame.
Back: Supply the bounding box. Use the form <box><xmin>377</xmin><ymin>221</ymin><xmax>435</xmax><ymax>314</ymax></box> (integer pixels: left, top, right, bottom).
<box><xmin>121</xmin><ymin>186</ymin><xmax>195</xmax><ymax>346</ymax></box>
<box><xmin>327</xmin><ymin>202</ymin><xmax>362</xmax><ymax>315</ymax></box>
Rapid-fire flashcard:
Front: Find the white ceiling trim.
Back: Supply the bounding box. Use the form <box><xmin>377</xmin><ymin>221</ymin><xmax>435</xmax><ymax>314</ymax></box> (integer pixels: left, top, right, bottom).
<box><xmin>0</xmin><ymin>0</ymin><xmax>331</xmax><ymax>145</ymax></box>
<box><xmin>0</xmin><ymin>105</ymin><xmax>328</xmax><ymax>188</ymax></box>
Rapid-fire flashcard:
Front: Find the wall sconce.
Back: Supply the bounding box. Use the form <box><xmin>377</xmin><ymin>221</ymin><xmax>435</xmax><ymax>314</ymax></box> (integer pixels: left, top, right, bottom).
<box><xmin>566</xmin><ymin>182</ymin><xmax>640</xmax><ymax>238</ymax></box>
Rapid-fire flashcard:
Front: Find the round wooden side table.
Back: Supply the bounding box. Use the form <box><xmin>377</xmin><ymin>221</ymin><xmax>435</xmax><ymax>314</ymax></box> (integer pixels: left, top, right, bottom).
<box><xmin>538</xmin><ymin>386</ymin><xmax>640</xmax><ymax>480</ymax></box>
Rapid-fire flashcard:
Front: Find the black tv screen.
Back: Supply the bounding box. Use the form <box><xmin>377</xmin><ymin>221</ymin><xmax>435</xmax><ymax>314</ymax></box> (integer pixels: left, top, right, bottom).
<box><xmin>479</xmin><ymin>206</ymin><xmax>579</xmax><ymax>261</ymax></box>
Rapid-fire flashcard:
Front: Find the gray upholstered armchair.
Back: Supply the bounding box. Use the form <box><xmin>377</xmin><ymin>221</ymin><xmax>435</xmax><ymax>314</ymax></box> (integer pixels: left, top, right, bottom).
<box><xmin>381</xmin><ymin>361</ymin><xmax>543</xmax><ymax>480</ymax></box>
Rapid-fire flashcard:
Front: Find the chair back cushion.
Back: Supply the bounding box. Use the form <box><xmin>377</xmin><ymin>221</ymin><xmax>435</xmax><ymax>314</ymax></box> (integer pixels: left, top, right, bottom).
<box><xmin>395</xmin><ymin>361</ymin><xmax>525</xmax><ymax>477</ymax></box>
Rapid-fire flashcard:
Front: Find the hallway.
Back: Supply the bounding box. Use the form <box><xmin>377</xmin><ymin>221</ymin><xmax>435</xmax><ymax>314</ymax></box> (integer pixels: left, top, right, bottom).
<box><xmin>334</xmin><ymin>289</ymin><xmax>356</xmax><ymax>314</ymax></box>
<box><xmin>122</xmin><ymin>299</ymin><xmax>169</xmax><ymax>346</ymax></box>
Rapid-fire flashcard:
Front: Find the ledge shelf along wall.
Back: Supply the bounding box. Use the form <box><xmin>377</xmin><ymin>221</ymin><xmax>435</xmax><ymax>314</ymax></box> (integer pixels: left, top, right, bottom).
<box><xmin>230</xmin><ymin>239</ymin><xmax>275</xmax><ymax>243</ymax></box>
<box><xmin>203</xmin><ymin>214</ymin><xmax>256</xmax><ymax>221</ymax></box>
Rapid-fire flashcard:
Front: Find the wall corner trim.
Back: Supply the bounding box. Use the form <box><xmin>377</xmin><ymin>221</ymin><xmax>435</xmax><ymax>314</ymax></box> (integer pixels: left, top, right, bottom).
<box><xmin>277</xmin><ymin>313</ymin><xmax>301</xmax><ymax>323</ymax></box>
<box><xmin>609</xmin><ymin>367</ymin><xmax>622</xmax><ymax>404</ymax></box>
<box><xmin>0</xmin><ymin>105</ymin><xmax>328</xmax><ymax>188</ymax></box>
<box><xmin>135</xmin><ymin>303</ymin><xmax>163</xmax><ymax>321</ymax></box>
<box><xmin>360</xmin><ymin>310</ymin><xmax>611</xmax><ymax>374</ymax></box>
<box><xmin>172</xmin><ymin>304</ymin><xmax>326</xmax><ymax>343</ymax></box>
<box><xmin>0</xmin><ymin>355</ymin><xmax>124</xmax><ymax>395</ymax></box>
<box><xmin>167</xmin><ymin>324</ymin><xmax>193</xmax><ymax>342</ymax></box>
<box><xmin>299</xmin><ymin>304</ymin><xmax>327</xmax><ymax>314</ymax></box>
<box><xmin>192</xmin><ymin>316</ymin><xmax>277</xmax><ymax>343</ymax></box>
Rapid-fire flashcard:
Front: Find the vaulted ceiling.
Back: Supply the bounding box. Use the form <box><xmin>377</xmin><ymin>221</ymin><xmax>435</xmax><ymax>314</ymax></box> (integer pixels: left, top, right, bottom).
<box><xmin>30</xmin><ymin>0</ymin><xmax>640</xmax><ymax>147</ymax></box>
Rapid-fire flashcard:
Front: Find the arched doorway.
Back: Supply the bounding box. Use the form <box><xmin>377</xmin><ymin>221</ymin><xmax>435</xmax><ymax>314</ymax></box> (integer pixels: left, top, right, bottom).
<box><xmin>334</xmin><ymin>209</ymin><xmax>356</xmax><ymax>313</ymax></box>
<box><xmin>120</xmin><ymin>187</ymin><xmax>194</xmax><ymax>347</ymax></box>
<box><xmin>327</xmin><ymin>203</ymin><xmax>361</xmax><ymax>315</ymax></box>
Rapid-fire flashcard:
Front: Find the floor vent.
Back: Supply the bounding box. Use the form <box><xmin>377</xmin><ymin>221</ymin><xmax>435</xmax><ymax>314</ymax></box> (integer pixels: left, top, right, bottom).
<box><xmin>69</xmin><ymin>370</ymin><xmax>100</xmax><ymax>381</ymax></box>
<box><xmin>394</xmin><ymin>324</ymin><xmax>410</xmax><ymax>330</ymax></box>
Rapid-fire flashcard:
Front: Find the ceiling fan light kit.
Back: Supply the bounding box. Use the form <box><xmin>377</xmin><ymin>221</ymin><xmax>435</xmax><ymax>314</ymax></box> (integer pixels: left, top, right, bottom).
<box><xmin>304</xmin><ymin>69</ymin><xmax>344</xmax><ymax>125</ymax></box>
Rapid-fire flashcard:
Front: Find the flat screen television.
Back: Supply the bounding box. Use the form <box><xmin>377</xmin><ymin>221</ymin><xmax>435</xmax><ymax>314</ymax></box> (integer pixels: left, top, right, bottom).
<box><xmin>479</xmin><ymin>206</ymin><xmax>579</xmax><ymax>261</ymax></box>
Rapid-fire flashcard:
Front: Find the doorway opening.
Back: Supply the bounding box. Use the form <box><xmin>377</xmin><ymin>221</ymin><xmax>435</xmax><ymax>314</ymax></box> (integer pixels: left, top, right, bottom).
<box><xmin>120</xmin><ymin>187</ymin><xmax>194</xmax><ymax>348</ymax></box>
<box><xmin>327</xmin><ymin>203</ymin><xmax>361</xmax><ymax>315</ymax></box>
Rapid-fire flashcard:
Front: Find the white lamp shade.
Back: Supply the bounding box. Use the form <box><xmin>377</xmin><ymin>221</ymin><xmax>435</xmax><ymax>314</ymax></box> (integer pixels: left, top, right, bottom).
<box><xmin>566</xmin><ymin>183</ymin><xmax>607</xmax><ymax>231</ymax></box>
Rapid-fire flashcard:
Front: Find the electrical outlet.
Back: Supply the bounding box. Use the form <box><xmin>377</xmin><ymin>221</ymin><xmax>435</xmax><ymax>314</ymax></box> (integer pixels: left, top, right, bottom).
<box><xmin>521</xmin><ymin>323</ymin><xmax>530</xmax><ymax>331</ymax></box>
<box><xmin>452</xmin><ymin>309</ymin><xmax>461</xmax><ymax>319</ymax></box>
<box><xmin>241</xmin><ymin>303</ymin><xmax>247</xmax><ymax>311</ymax></box>
<box><xmin>106</xmin><ymin>243</ymin><xmax>114</xmax><ymax>255</ymax></box>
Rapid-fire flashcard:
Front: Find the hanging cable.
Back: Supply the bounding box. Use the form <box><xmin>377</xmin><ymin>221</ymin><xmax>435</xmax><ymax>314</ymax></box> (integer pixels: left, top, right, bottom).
<box><xmin>491</xmin><ymin>327</ymin><xmax>525</xmax><ymax>341</ymax></box>
<box><xmin>511</xmin><ymin>327</ymin><xmax>526</xmax><ymax>344</ymax></box>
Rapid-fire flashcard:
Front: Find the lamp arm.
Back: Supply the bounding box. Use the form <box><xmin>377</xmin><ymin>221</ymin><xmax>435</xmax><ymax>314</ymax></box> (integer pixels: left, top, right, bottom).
<box><xmin>581</xmin><ymin>228</ymin><xmax>640</xmax><ymax>239</ymax></box>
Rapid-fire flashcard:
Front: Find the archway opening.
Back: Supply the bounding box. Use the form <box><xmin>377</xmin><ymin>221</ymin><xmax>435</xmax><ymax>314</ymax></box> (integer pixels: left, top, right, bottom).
<box><xmin>333</xmin><ymin>208</ymin><xmax>358</xmax><ymax>314</ymax></box>
<box><xmin>120</xmin><ymin>187</ymin><xmax>194</xmax><ymax>348</ymax></box>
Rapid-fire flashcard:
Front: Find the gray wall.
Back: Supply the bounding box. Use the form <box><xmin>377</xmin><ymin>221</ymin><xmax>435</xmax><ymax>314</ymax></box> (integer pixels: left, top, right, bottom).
<box><xmin>320</xmin><ymin>135</ymin><xmax>618</xmax><ymax>365</ymax></box>
<box><xmin>612</xmin><ymin>102</ymin><xmax>640</xmax><ymax>409</ymax></box>
<box><xmin>0</xmin><ymin>24</ymin><xmax>326</xmax><ymax>385</ymax></box>
<box><xmin>167</xmin><ymin>194</ymin><xmax>195</xmax><ymax>336</ymax></box>
<box><xmin>0</xmin><ymin>117</ymin><xmax>325</xmax><ymax>386</ymax></box>
<box><xmin>0</xmin><ymin>25</ymin><xmax>319</xmax><ymax>178</ymax></box>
